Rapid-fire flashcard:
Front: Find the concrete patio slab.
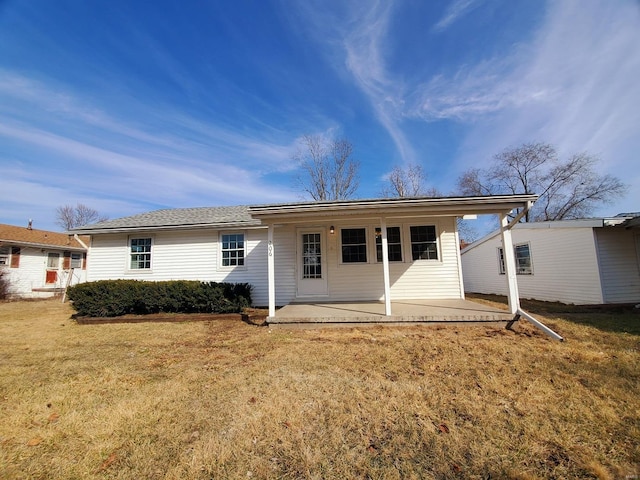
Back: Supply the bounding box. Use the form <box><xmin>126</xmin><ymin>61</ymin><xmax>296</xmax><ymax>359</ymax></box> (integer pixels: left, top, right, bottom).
<box><xmin>269</xmin><ymin>299</ymin><xmax>513</xmax><ymax>325</ymax></box>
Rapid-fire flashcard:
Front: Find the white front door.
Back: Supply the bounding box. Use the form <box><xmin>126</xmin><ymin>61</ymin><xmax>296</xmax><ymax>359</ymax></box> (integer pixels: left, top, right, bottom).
<box><xmin>297</xmin><ymin>229</ymin><xmax>328</xmax><ymax>297</ymax></box>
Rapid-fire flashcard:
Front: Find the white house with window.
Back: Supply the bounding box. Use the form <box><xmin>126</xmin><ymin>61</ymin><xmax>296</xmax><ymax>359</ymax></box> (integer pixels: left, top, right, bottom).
<box><xmin>0</xmin><ymin>223</ymin><xmax>88</xmax><ymax>298</ymax></box>
<box><xmin>72</xmin><ymin>195</ymin><xmax>544</xmax><ymax>321</ymax></box>
<box><xmin>461</xmin><ymin>215</ymin><xmax>640</xmax><ymax>305</ymax></box>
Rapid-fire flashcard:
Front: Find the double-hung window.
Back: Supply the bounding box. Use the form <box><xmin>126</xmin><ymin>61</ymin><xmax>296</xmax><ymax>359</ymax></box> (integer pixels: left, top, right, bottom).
<box><xmin>130</xmin><ymin>238</ymin><xmax>152</xmax><ymax>270</ymax></box>
<box><xmin>221</xmin><ymin>233</ymin><xmax>245</xmax><ymax>267</ymax></box>
<box><xmin>498</xmin><ymin>243</ymin><xmax>532</xmax><ymax>275</ymax></box>
<box><xmin>0</xmin><ymin>246</ymin><xmax>9</xmax><ymax>266</ymax></box>
<box><xmin>410</xmin><ymin>226</ymin><xmax>438</xmax><ymax>260</ymax></box>
<box><xmin>341</xmin><ymin>228</ymin><xmax>367</xmax><ymax>263</ymax></box>
<box><xmin>70</xmin><ymin>252</ymin><xmax>83</xmax><ymax>269</ymax></box>
<box><xmin>375</xmin><ymin>227</ymin><xmax>402</xmax><ymax>262</ymax></box>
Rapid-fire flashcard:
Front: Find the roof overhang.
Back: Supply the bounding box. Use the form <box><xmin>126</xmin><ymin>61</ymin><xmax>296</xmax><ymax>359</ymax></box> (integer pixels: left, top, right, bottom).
<box><xmin>0</xmin><ymin>240</ymin><xmax>86</xmax><ymax>251</ymax></box>
<box><xmin>69</xmin><ymin>222</ymin><xmax>265</xmax><ymax>235</ymax></box>
<box><xmin>248</xmin><ymin>195</ymin><xmax>538</xmax><ymax>223</ymax></box>
<box><xmin>610</xmin><ymin>216</ymin><xmax>640</xmax><ymax>229</ymax></box>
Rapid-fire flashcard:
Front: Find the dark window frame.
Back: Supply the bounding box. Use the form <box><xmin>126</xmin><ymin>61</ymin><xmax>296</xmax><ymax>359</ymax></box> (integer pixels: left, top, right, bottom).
<box><xmin>341</xmin><ymin>227</ymin><xmax>368</xmax><ymax>263</ymax></box>
<box><xmin>410</xmin><ymin>225</ymin><xmax>439</xmax><ymax>261</ymax></box>
<box><xmin>375</xmin><ymin>226</ymin><xmax>403</xmax><ymax>262</ymax></box>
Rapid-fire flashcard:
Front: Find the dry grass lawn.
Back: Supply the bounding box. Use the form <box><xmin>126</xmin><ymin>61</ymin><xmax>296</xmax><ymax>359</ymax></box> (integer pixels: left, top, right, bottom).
<box><xmin>0</xmin><ymin>298</ymin><xmax>638</xmax><ymax>479</ymax></box>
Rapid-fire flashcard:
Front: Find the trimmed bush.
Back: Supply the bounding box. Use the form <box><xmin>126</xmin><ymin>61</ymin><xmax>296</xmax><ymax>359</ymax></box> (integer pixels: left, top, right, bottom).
<box><xmin>67</xmin><ymin>280</ymin><xmax>252</xmax><ymax>317</ymax></box>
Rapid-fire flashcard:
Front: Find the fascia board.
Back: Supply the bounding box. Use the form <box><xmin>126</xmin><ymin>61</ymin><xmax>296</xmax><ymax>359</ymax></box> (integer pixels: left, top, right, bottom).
<box><xmin>70</xmin><ymin>222</ymin><xmax>266</xmax><ymax>235</ymax></box>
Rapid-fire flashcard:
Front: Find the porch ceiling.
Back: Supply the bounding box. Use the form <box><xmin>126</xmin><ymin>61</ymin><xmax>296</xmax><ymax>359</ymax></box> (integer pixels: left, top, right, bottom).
<box><xmin>269</xmin><ymin>299</ymin><xmax>513</xmax><ymax>324</ymax></box>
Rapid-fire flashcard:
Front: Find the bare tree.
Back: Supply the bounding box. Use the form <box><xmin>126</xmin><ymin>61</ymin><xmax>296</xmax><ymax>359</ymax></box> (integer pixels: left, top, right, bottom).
<box><xmin>381</xmin><ymin>164</ymin><xmax>427</xmax><ymax>197</ymax></box>
<box><xmin>294</xmin><ymin>135</ymin><xmax>360</xmax><ymax>201</ymax></box>
<box><xmin>457</xmin><ymin>142</ymin><xmax>627</xmax><ymax>222</ymax></box>
<box><xmin>56</xmin><ymin>203</ymin><xmax>108</xmax><ymax>230</ymax></box>
<box><xmin>380</xmin><ymin>164</ymin><xmax>477</xmax><ymax>242</ymax></box>
<box><xmin>456</xmin><ymin>220</ymin><xmax>478</xmax><ymax>245</ymax></box>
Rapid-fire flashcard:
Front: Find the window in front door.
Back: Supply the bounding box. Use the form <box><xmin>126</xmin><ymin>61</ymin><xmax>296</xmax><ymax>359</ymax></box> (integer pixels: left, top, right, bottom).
<box><xmin>302</xmin><ymin>233</ymin><xmax>322</xmax><ymax>279</ymax></box>
<box><xmin>47</xmin><ymin>253</ymin><xmax>60</xmax><ymax>269</ymax></box>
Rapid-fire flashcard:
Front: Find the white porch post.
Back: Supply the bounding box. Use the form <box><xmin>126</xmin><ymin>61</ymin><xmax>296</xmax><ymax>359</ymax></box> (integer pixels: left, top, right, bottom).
<box><xmin>267</xmin><ymin>224</ymin><xmax>276</xmax><ymax>318</ymax></box>
<box><xmin>380</xmin><ymin>217</ymin><xmax>392</xmax><ymax>316</ymax></box>
<box><xmin>499</xmin><ymin>213</ymin><xmax>520</xmax><ymax>314</ymax></box>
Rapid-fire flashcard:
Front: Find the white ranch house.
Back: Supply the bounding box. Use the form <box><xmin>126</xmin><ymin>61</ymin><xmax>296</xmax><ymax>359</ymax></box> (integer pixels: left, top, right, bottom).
<box><xmin>0</xmin><ymin>223</ymin><xmax>88</xmax><ymax>298</ymax></box>
<box><xmin>461</xmin><ymin>214</ymin><xmax>640</xmax><ymax>305</ymax></box>
<box><xmin>72</xmin><ymin>195</ymin><xmax>563</xmax><ymax>339</ymax></box>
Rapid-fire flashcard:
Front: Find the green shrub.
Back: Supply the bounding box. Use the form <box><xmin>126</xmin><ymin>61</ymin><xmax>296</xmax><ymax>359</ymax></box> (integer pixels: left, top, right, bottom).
<box><xmin>67</xmin><ymin>280</ymin><xmax>252</xmax><ymax>317</ymax></box>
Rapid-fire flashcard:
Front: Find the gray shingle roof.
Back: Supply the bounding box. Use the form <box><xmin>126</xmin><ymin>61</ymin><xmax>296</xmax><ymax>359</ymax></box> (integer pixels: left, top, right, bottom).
<box><xmin>71</xmin><ymin>205</ymin><xmax>260</xmax><ymax>233</ymax></box>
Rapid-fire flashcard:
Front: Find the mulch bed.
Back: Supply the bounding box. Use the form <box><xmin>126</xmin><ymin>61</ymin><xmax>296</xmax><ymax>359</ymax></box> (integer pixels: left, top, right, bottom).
<box><xmin>74</xmin><ymin>311</ymin><xmax>268</xmax><ymax>326</ymax></box>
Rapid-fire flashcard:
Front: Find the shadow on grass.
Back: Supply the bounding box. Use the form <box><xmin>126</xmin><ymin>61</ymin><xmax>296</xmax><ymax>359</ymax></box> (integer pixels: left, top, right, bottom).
<box><xmin>467</xmin><ymin>293</ymin><xmax>640</xmax><ymax>336</ymax></box>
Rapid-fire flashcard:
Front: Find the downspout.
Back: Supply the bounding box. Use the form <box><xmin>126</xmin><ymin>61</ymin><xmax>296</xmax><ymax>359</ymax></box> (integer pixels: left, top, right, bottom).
<box><xmin>73</xmin><ymin>234</ymin><xmax>89</xmax><ymax>250</ymax></box>
<box><xmin>501</xmin><ymin>202</ymin><xmax>564</xmax><ymax>341</ymax></box>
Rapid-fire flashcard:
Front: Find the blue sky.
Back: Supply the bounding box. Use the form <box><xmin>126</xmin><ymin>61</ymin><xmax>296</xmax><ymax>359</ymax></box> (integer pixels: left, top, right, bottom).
<box><xmin>1</xmin><ymin>0</ymin><xmax>638</xmax><ymax>231</ymax></box>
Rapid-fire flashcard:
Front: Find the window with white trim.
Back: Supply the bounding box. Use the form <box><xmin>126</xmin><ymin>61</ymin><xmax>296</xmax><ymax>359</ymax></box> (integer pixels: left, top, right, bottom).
<box><xmin>341</xmin><ymin>228</ymin><xmax>367</xmax><ymax>263</ymax></box>
<box><xmin>70</xmin><ymin>252</ymin><xmax>83</xmax><ymax>269</ymax></box>
<box><xmin>221</xmin><ymin>233</ymin><xmax>245</xmax><ymax>267</ymax></box>
<box><xmin>0</xmin><ymin>246</ymin><xmax>9</xmax><ymax>266</ymax></box>
<box><xmin>498</xmin><ymin>243</ymin><xmax>533</xmax><ymax>275</ymax></box>
<box><xmin>410</xmin><ymin>225</ymin><xmax>438</xmax><ymax>260</ymax></box>
<box><xmin>130</xmin><ymin>238</ymin><xmax>152</xmax><ymax>270</ymax></box>
<box><xmin>375</xmin><ymin>227</ymin><xmax>402</xmax><ymax>262</ymax></box>
<box><xmin>47</xmin><ymin>252</ymin><xmax>60</xmax><ymax>269</ymax></box>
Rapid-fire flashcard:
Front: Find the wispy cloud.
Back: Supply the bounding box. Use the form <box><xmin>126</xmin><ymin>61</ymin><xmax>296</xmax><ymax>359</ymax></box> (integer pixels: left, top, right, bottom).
<box><xmin>422</xmin><ymin>0</ymin><xmax>640</xmax><ymax>213</ymax></box>
<box><xmin>432</xmin><ymin>0</ymin><xmax>481</xmax><ymax>32</ymax></box>
<box><xmin>0</xmin><ymin>71</ymin><xmax>300</xmax><ymax>227</ymax></box>
<box><xmin>290</xmin><ymin>1</ymin><xmax>416</xmax><ymax>165</ymax></box>
<box><xmin>342</xmin><ymin>3</ymin><xmax>416</xmax><ymax>164</ymax></box>
<box><xmin>406</xmin><ymin>55</ymin><xmax>538</xmax><ymax>120</ymax></box>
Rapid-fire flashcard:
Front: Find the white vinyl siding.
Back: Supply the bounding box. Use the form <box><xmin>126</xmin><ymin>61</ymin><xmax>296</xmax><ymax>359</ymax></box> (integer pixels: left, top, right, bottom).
<box><xmin>272</xmin><ymin>225</ymin><xmax>297</xmax><ymax>305</ymax></box>
<box><xmin>595</xmin><ymin>228</ymin><xmax>640</xmax><ymax>303</ymax></box>
<box><xmin>87</xmin><ymin>229</ymin><xmax>271</xmax><ymax>306</ymax></box>
<box><xmin>462</xmin><ymin>226</ymin><xmax>604</xmax><ymax>304</ymax></box>
<box><xmin>324</xmin><ymin>217</ymin><xmax>461</xmax><ymax>301</ymax></box>
<box><xmin>85</xmin><ymin>217</ymin><xmax>465</xmax><ymax>307</ymax></box>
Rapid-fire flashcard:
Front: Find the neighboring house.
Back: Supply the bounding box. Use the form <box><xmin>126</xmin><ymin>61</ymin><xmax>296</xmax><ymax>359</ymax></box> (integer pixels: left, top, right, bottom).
<box><xmin>461</xmin><ymin>214</ymin><xmax>640</xmax><ymax>305</ymax></box>
<box><xmin>0</xmin><ymin>223</ymin><xmax>88</xmax><ymax>298</ymax></box>
<box><xmin>71</xmin><ymin>195</ymin><xmax>538</xmax><ymax>320</ymax></box>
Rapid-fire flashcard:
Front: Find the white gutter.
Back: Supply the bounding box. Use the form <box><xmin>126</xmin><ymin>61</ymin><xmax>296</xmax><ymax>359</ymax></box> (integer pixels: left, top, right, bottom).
<box><xmin>249</xmin><ymin>195</ymin><xmax>538</xmax><ymax>218</ymax></box>
<box><xmin>71</xmin><ymin>223</ymin><xmax>267</xmax><ymax>235</ymax></box>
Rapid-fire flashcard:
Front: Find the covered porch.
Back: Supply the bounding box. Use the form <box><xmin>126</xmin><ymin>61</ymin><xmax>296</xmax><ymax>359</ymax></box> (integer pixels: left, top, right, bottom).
<box><xmin>248</xmin><ymin>194</ymin><xmax>564</xmax><ymax>340</ymax></box>
<box><xmin>270</xmin><ymin>298</ymin><xmax>513</xmax><ymax>325</ymax></box>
